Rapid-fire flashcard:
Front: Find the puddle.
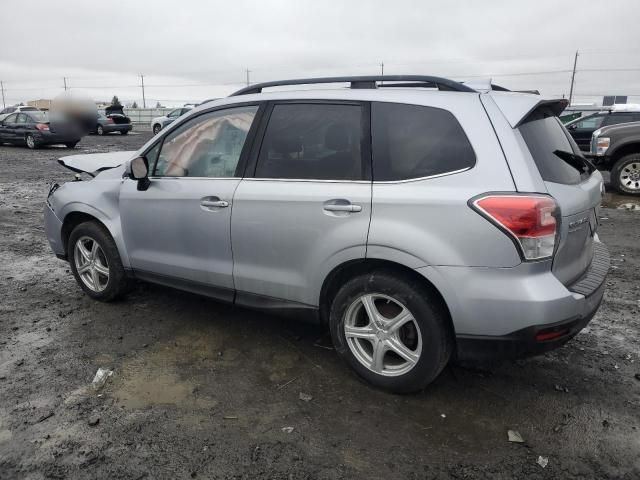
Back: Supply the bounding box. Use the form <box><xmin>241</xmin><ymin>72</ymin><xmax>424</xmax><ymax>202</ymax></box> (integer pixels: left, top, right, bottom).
<box><xmin>602</xmin><ymin>192</ymin><xmax>640</xmax><ymax>211</ymax></box>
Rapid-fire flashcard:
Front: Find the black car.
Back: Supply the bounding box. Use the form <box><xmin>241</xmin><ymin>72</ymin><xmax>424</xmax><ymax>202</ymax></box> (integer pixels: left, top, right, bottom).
<box><xmin>93</xmin><ymin>105</ymin><xmax>132</xmax><ymax>135</ymax></box>
<box><xmin>566</xmin><ymin>110</ymin><xmax>640</xmax><ymax>151</ymax></box>
<box><xmin>0</xmin><ymin>111</ymin><xmax>82</xmax><ymax>149</ymax></box>
<box><xmin>590</xmin><ymin>121</ymin><xmax>640</xmax><ymax>195</ymax></box>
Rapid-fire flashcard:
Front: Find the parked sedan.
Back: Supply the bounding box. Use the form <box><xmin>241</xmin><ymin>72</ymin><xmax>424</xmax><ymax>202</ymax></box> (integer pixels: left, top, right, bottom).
<box><xmin>0</xmin><ymin>111</ymin><xmax>82</xmax><ymax>149</ymax></box>
<box><xmin>150</xmin><ymin>106</ymin><xmax>193</xmax><ymax>135</ymax></box>
<box><xmin>94</xmin><ymin>113</ymin><xmax>133</xmax><ymax>136</ymax></box>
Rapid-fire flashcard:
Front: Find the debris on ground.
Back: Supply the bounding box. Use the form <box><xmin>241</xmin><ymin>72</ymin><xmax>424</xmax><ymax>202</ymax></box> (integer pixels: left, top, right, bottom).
<box><xmin>554</xmin><ymin>384</ymin><xmax>569</xmax><ymax>393</ymax></box>
<box><xmin>91</xmin><ymin>368</ymin><xmax>113</xmax><ymax>390</ymax></box>
<box><xmin>634</xmin><ymin>373</ymin><xmax>640</xmax><ymax>381</ymax></box>
<box><xmin>87</xmin><ymin>416</ymin><xmax>100</xmax><ymax>427</ymax></box>
<box><xmin>537</xmin><ymin>456</ymin><xmax>549</xmax><ymax>468</ymax></box>
<box><xmin>299</xmin><ymin>392</ymin><xmax>313</xmax><ymax>402</ymax></box>
<box><xmin>507</xmin><ymin>430</ymin><xmax>525</xmax><ymax>443</ymax></box>
<box><xmin>281</xmin><ymin>427</ymin><xmax>294</xmax><ymax>433</ymax></box>
<box><xmin>223</xmin><ymin>415</ymin><xmax>238</xmax><ymax>420</ymax></box>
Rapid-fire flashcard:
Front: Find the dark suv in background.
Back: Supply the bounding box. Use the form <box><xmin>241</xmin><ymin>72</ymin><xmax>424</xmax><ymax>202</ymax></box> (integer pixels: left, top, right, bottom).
<box><xmin>591</xmin><ymin>121</ymin><xmax>640</xmax><ymax>195</ymax></box>
<box><xmin>566</xmin><ymin>109</ymin><xmax>640</xmax><ymax>151</ymax></box>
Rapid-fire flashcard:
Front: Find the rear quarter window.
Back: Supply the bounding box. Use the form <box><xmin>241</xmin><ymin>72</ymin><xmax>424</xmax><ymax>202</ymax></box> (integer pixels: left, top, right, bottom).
<box><xmin>519</xmin><ymin>114</ymin><xmax>583</xmax><ymax>185</ymax></box>
<box><xmin>371</xmin><ymin>102</ymin><xmax>475</xmax><ymax>181</ymax></box>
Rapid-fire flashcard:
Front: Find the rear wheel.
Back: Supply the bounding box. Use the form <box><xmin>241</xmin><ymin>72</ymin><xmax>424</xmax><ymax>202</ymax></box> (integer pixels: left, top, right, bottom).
<box><xmin>25</xmin><ymin>134</ymin><xmax>38</xmax><ymax>149</ymax></box>
<box><xmin>329</xmin><ymin>271</ymin><xmax>452</xmax><ymax>393</ymax></box>
<box><xmin>611</xmin><ymin>154</ymin><xmax>640</xmax><ymax>195</ymax></box>
<box><xmin>96</xmin><ymin>125</ymin><xmax>104</xmax><ymax>136</ymax></box>
<box><xmin>120</xmin><ymin>130</ymin><xmax>129</xmax><ymax>135</ymax></box>
<box><xmin>153</xmin><ymin>124</ymin><xmax>161</xmax><ymax>135</ymax></box>
<box><xmin>68</xmin><ymin>221</ymin><xmax>129</xmax><ymax>301</ymax></box>
<box><xmin>65</xmin><ymin>141</ymin><xmax>78</xmax><ymax>149</ymax></box>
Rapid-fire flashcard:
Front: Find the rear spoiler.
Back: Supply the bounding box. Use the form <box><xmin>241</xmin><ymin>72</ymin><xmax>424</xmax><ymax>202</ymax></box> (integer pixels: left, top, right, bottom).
<box><xmin>488</xmin><ymin>92</ymin><xmax>569</xmax><ymax>128</ymax></box>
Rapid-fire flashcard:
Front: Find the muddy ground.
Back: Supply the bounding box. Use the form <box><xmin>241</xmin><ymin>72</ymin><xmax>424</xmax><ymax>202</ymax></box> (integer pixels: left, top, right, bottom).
<box><xmin>0</xmin><ymin>131</ymin><xmax>639</xmax><ymax>480</ymax></box>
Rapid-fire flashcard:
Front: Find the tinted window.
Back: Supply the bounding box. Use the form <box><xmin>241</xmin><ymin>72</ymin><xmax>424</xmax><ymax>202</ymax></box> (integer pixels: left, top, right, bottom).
<box><xmin>371</xmin><ymin>102</ymin><xmax>475</xmax><ymax>181</ymax></box>
<box><xmin>255</xmin><ymin>103</ymin><xmax>364</xmax><ymax>180</ymax></box>
<box><xmin>574</xmin><ymin>115</ymin><xmax>604</xmax><ymax>129</ymax></box>
<box><xmin>167</xmin><ymin>109</ymin><xmax>180</xmax><ymax>118</ymax></box>
<box><xmin>16</xmin><ymin>114</ymin><xmax>28</xmax><ymax>124</ymax></box>
<box><xmin>607</xmin><ymin>114</ymin><xmax>635</xmax><ymax>126</ymax></box>
<box><xmin>153</xmin><ymin>105</ymin><xmax>258</xmax><ymax>178</ymax></box>
<box><xmin>519</xmin><ymin>115</ymin><xmax>583</xmax><ymax>185</ymax></box>
<box><xmin>27</xmin><ymin>111</ymin><xmax>47</xmax><ymax>122</ymax></box>
<box><xmin>21</xmin><ymin>107</ymin><xmax>38</xmax><ymax>111</ymax></box>
<box><xmin>3</xmin><ymin>114</ymin><xmax>17</xmax><ymax>124</ymax></box>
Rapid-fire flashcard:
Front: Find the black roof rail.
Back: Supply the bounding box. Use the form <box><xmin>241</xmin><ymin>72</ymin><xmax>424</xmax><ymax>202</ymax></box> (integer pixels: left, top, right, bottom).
<box><xmin>229</xmin><ymin>75</ymin><xmax>476</xmax><ymax>96</ymax></box>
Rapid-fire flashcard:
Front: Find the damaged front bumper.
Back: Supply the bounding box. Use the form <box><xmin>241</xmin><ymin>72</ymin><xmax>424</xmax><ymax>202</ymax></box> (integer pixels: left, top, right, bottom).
<box><xmin>44</xmin><ymin>200</ymin><xmax>65</xmax><ymax>259</ymax></box>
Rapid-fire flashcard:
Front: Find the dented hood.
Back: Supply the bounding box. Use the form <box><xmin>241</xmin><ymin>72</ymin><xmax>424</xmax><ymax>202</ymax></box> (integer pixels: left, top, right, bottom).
<box><xmin>487</xmin><ymin>91</ymin><xmax>568</xmax><ymax>128</ymax></box>
<box><xmin>58</xmin><ymin>151</ymin><xmax>136</xmax><ymax>176</ymax></box>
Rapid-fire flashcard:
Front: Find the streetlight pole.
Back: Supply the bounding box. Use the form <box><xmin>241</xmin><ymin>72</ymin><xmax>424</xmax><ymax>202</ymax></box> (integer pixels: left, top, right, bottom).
<box><xmin>140</xmin><ymin>74</ymin><xmax>146</xmax><ymax>108</ymax></box>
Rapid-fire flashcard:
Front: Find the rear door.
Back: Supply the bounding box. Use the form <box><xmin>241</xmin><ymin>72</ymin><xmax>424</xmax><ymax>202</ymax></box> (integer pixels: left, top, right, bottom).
<box><xmin>518</xmin><ymin>113</ymin><xmax>602</xmax><ymax>286</ymax></box>
<box><xmin>231</xmin><ymin>101</ymin><xmax>372</xmax><ymax>307</ymax></box>
<box><xmin>120</xmin><ymin>104</ymin><xmax>261</xmax><ymax>298</ymax></box>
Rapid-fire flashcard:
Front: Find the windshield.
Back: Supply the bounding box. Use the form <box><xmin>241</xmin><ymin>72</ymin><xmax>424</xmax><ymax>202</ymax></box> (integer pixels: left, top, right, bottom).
<box><xmin>519</xmin><ymin>115</ymin><xmax>587</xmax><ymax>185</ymax></box>
<box><xmin>27</xmin><ymin>111</ymin><xmax>48</xmax><ymax>122</ymax></box>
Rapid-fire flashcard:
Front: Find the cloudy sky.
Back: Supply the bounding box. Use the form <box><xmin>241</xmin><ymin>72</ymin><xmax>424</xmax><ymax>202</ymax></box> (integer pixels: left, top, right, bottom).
<box><xmin>1</xmin><ymin>0</ymin><xmax>639</xmax><ymax>107</ymax></box>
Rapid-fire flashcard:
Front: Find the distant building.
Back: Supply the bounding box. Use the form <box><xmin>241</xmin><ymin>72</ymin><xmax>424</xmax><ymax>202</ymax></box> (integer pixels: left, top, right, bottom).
<box><xmin>27</xmin><ymin>99</ymin><xmax>52</xmax><ymax>110</ymax></box>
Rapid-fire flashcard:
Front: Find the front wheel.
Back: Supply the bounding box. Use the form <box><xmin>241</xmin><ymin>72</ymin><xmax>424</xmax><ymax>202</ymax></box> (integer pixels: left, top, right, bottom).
<box><xmin>611</xmin><ymin>154</ymin><xmax>640</xmax><ymax>195</ymax></box>
<box><xmin>120</xmin><ymin>130</ymin><xmax>129</xmax><ymax>135</ymax></box>
<box><xmin>153</xmin><ymin>124</ymin><xmax>161</xmax><ymax>135</ymax></box>
<box><xmin>96</xmin><ymin>125</ymin><xmax>104</xmax><ymax>136</ymax></box>
<box><xmin>68</xmin><ymin>221</ymin><xmax>129</xmax><ymax>301</ymax></box>
<box><xmin>329</xmin><ymin>271</ymin><xmax>452</xmax><ymax>393</ymax></box>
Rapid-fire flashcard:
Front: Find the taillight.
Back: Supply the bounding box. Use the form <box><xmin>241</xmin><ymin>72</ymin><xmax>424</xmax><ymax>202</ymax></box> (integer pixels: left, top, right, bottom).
<box><xmin>471</xmin><ymin>194</ymin><xmax>558</xmax><ymax>261</ymax></box>
<box><xmin>35</xmin><ymin>123</ymin><xmax>49</xmax><ymax>131</ymax></box>
<box><xmin>106</xmin><ymin>118</ymin><xmax>114</xmax><ymax>124</ymax></box>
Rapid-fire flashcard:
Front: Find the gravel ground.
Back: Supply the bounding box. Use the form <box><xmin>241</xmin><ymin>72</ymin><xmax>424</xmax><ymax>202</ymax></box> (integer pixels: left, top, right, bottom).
<box><xmin>1</xmin><ymin>132</ymin><xmax>639</xmax><ymax>479</ymax></box>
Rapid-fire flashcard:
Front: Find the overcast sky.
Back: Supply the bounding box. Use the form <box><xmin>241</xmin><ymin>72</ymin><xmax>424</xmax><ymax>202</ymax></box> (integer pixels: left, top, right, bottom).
<box><xmin>1</xmin><ymin>0</ymin><xmax>639</xmax><ymax>107</ymax></box>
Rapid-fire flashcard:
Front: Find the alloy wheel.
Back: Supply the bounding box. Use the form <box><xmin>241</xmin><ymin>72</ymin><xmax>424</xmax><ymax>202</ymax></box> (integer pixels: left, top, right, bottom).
<box><xmin>620</xmin><ymin>162</ymin><xmax>640</xmax><ymax>191</ymax></box>
<box><xmin>74</xmin><ymin>236</ymin><xmax>109</xmax><ymax>292</ymax></box>
<box><xmin>26</xmin><ymin>135</ymin><xmax>35</xmax><ymax>149</ymax></box>
<box><xmin>343</xmin><ymin>293</ymin><xmax>422</xmax><ymax>377</ymax></box>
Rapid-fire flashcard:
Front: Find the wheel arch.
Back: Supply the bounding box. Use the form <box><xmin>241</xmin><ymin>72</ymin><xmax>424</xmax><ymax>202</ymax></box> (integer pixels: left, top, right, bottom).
<box><xmin>609</xmin><ymin>141</ymin><xmax>640</xmax><ymax>166</ymax></box>
<box><xmin>319</xmin><ymin>258</ymin><xmax>456</xmax><ymax>339</ymax></box>
<box><xmin>61</xmin><ymin>211</ymin><xmax>110</xmax><ymax>254</ymax></box>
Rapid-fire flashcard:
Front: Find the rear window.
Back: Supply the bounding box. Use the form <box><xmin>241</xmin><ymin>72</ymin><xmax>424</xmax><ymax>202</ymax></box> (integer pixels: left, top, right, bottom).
<box><xmin>371</xmin><ymin>102</ymin><xmax>475</xmax><ymax>181</ymax></box>
<box><xmin>519</xmin><ymin>114</ymin><xmax>584</xmax><ymax>185</ymax></box>
<box><xmin>27</xmin><ymin>111</ymin><xmax>48</xmax><ymax>122</ymax></box>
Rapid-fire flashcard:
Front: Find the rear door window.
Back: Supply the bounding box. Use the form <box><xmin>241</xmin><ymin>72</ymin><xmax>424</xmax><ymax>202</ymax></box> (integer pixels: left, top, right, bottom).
<box><xmin>573</xmin><ymin>115</ymin><xmax>604</xmax><ymax>130</ymax></box>
<box><xmin>371</xmin><ymin>102</ymin><xmax>475</xmax><ymax>181</ymax></box>
<box><xmin>254</xmin><ymin>103</ymin><xmax>365</xmax><ymax>181</ymax></box>
<box><xmin>519</xmin><ymin>113</ymin><xmax>585</xmax><ymax>185</ymax></box>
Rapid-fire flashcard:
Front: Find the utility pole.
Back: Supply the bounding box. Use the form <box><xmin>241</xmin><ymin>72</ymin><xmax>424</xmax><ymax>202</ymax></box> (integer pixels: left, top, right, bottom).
<box><xmin>63</xmin><ymin>77</ymin><xmax>68</xmax><ymax>91</ymax></box>
<box><xmin>140</xmin><ymin>74</ymin><xmax>146</xmax><ymax>108</ymax></box>
<box><xmin>0</xmin><ymin>81</ymin><xmax>5</xmax><ymax>108</ymax></box>
<box><xmin>380</xmin><ymin>61</ymin><xmax>384</xmax><ymax>77</ymax></box>
<box><xmin>245</xmin><ymin>68</ymin><xmax>251</xmax><ymax>86</ymax></box>
<box><xmin>568</xmin><ymin>50</ymin><xmax>579</xmax><ymax>106</ymax></box>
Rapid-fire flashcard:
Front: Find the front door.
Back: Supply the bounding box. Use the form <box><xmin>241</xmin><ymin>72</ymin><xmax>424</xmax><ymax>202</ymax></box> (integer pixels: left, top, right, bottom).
<box><xmin>232</xmin><ymin>102</ymin><xmax>372</xmax><ymax>307</ymax></box>
<box><xmin>0</xmin><ymin>113</ymin><xmax>18</xmax><ymax>143</ymax></box>
<box><xmin>120</xmin><ymin>104</ymin><xmax>260</xmax><ymax>299</ymax></box>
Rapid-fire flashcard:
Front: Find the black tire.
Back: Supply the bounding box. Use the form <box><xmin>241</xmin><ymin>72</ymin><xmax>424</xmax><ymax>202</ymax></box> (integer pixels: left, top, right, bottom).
<box><xmin>96</xmin><ymin>125</ymin><xmax>104</xmax><ymax>136</ymax></box>
<box><xmin>611</xmin><ymin>153</ymin><xmax>640</xmax><ymax>196</ymax></box>
<box><xmin>25</xmin><ymin>134</ymin><xmax>38</xmax><ymax>149</ymax></box>
<box><xmin>120</xmin><ymin>130</ymin><xmax>129</xmax><ymax>135</ymax></box>
<box><xmin>65</xmin><ymin>142</ymin><xmax>78</xmax><ymax>149</ymax></box>
<box><xmin>329</xmin><ymin>270</ymin><xmax>452</xmax><ymax>393</ymax></box>
<box><xmin>153</xmin><ymin>124</ymin><xmax>161</xmax><ymax>135</ymax></box>
<box><xmin>67</xmin><ymin>221</ymin><xmax>130</xmax><ymax>301</ymax></box>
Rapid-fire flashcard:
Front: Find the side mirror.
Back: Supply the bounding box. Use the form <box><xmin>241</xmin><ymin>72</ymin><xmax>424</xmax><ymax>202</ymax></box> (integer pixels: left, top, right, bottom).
<box><xmin>130</xmin><ymin>156</ymin><xmax>151</xmax><ymax>191</ymax></box>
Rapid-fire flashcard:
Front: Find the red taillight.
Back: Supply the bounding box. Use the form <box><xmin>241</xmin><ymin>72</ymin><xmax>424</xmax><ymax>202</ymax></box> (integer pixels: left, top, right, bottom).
<box><xmin>35</xmin><ymin>123</ymin><xmax>49</xmax><ymax>131</ymax></box>
<box><xmin>472</xmin><ymin>195</ymin><xmax>558</xmax><ymax>260</ymax></box>
<box><xmin>106</xmin><ymin>118</ymin><xmax>114</xmax><ymax>124</ymax></box>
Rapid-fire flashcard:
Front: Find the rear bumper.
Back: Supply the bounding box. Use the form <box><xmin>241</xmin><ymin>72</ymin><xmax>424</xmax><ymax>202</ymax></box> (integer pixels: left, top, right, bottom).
<box><xmin>35</xmin><ymin>131</ymin><xmax>82</xmax><ymax>145</ymax></box>
<box><xmin>416</xmin><ymin>241</ymin><xmax>610</xmax><ymax>362</ymax></box>
<box><xmin>102</xmin><ymin>123</ymin><xmax>132</xmax><ymax>133</ymax></box>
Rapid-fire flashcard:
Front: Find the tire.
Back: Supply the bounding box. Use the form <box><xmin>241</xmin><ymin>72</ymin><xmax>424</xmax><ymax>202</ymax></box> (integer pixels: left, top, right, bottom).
<box><xmin>120</xmin><ymin>130</ymin><xmax>129</xmax><ymax>135</ymax></box>
<box><xmin>25</xmin><ymin>134</ymin><xmax>38</xmax><ymax>149</ymax></box>
<box><xmin>65</xmin><ymin>142</ymin><xmax>78</xmax><ymax>149</ymax></box>
<box><xmin>153</xmin><ymin>124</ymin><xmax>161</xmax><ymax>135</ymax></box>
<box><xmin>96</xmin><ymin>125</ymin><xmax>104</xmax><ymax>136</ymax></box>
<box><xmin>611</xmin><ymin>153</ymin><xmax>640</xmax><ymax>196</ymax></box>
<box><xmin>329</xmin><ymin>270</ymin><xmax>452</xmax><ymax>393</ymax></box>
<box><xmin>67</xmin><ymin>221</ymin><xmax>129</xmax><ymax>301</ymax></box>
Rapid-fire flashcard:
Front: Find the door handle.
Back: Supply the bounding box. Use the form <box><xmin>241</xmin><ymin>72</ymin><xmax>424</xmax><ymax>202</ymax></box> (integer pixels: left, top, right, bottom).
<box><xmin>200</xmin><ymin>197</ymin><xmax>229</xmax><ymax>208</ymax></box>
<box><xmin>323</xmin><ymin>203</ymin><xmax>362</xmax><ymax>213</ymax></box>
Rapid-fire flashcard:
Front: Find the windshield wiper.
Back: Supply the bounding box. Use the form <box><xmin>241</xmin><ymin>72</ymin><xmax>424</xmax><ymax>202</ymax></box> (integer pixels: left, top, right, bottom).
<box><xmin>553</xmin><ymin>149</ymin><xmax>596</xmax><ymax>175</ymax></box>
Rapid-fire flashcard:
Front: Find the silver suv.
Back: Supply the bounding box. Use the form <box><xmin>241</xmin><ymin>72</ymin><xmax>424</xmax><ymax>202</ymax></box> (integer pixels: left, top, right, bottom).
<box><xmin>44</xmin><ymin>76</ymin><xmax>609</xmax><ymax>392</ymax></box>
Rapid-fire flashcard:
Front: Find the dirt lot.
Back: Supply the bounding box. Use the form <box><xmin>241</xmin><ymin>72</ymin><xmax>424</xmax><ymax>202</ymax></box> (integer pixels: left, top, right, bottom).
<box><xmin>1</xmin><ymin>132</ymin><xmax>639</xmax><ymax>479</ymax></box>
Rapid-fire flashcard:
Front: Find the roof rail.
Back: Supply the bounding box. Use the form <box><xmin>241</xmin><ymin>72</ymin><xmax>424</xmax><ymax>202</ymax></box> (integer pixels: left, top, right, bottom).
<box><xmin>229</xmin><ymin>75</ymin><xmax>476</xmax><ymax>96</ymax></box>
